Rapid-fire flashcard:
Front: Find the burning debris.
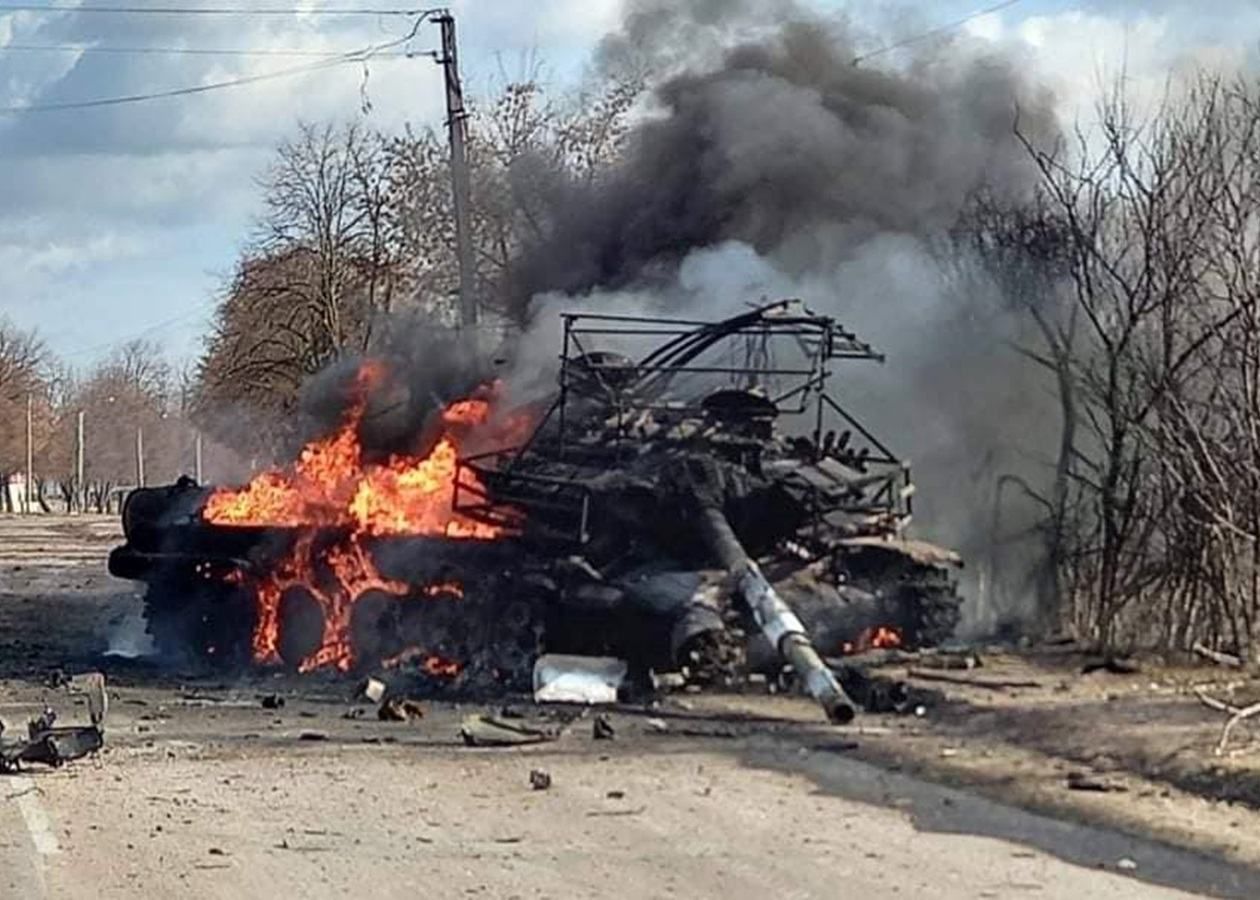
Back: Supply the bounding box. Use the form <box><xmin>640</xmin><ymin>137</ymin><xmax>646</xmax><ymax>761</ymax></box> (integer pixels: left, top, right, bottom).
<box><xmin>108</xmin><ymin>300</ymin><xmax>962</xmax><ymax>722</ymax></box>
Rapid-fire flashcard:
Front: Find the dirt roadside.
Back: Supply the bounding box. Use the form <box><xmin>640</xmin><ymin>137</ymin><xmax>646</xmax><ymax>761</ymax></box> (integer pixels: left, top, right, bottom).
<box><xmin>3</xmin><ymin>516</ymin><xmax>1260</xmax><ymax>898</ymax></box>
<box><xmin>820</xmin><ymin>651</ymin><xmax>1260</xmax><ymax>872</ymax></box>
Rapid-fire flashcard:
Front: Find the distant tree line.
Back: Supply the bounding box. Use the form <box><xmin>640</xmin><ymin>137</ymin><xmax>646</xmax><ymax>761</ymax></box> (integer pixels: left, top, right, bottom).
<box><xmin>0</xmin><ymin>332</ymin><xmax>223</xmax><ymax>512</ymax></box>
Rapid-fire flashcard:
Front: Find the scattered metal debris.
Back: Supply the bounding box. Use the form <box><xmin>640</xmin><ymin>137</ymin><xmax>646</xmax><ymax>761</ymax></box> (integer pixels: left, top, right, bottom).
<box><xmin>529</xmin><ymin>769</ymin><xmax>552</xmax><ymax>790</ymax></box>
<box><xmin>460</xmin><ymin>715</ymin><xmax>556</xmax><ymax>747</ymax></box>
<box><xmin>260</xmin><ymin>693</ymin><xmax>285</xmax><ymax>710</ymax></box>
<box><xmin>533</xmin><ymin>655</ymin><xmax>627</xmax><ymax>705</ymax></box>
<box><xmin>361</xmin><ymin>678</ymin><xmax>388</xmax><ymax>703</ymax></box>
<box><xmin>0</xmin><ymin>672</ymin><xmax>108</xmax><ymax>774</ymax></box>
<box><xmin>1081</xmin><ymin>658</ymin><xmax>1140</xmax><ymax>676</ymax></box>
<box><xmin>592</xmin><ymin>714</ymin><xmax>616</xmax><ymax>740</ymax></box>
<box><xmin>378</xmin><ymin>697</ymin><xmax>425</xmax><ymax>722</ymax></box>
<box><xmin>1066</xmin><ymin>771</ymin><xmax>1128</xmax><ymax>793</ymax></box>
<box><xmin>832</xmin><ymin>665</ymin><xmax>916</xmax><ymax>714</ymax></box>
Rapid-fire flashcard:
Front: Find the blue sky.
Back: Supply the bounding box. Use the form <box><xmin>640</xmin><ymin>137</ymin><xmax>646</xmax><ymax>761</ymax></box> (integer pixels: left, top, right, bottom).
<box><xmin>0</xmin><ymin>0</ymin><xmax>1254</xmax><ymax>371</ymax></box>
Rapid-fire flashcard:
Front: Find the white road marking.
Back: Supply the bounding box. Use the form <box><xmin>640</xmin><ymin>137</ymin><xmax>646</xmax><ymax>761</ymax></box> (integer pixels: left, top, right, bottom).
<box><xmin>9</xmin><ymin>777</ymin><xmax>60</xmax><ymax>857</ymax></box>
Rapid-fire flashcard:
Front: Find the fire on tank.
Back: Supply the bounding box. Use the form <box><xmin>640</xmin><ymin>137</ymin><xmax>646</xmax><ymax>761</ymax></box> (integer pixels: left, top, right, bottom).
<box><xmin>107</xmin><ymin>299</ymin><xmax>963</xmax><ymax>720</ymax></box>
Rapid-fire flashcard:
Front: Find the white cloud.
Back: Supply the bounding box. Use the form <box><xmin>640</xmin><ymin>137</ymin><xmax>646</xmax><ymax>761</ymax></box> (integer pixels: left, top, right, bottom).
<box><xmin>0</xmin><ymin>5</ymin><xmax>514</xmax><ymax>365</ymax></box>
<box><xmin>0</xmin><ymin>229</ymin><xmax>143</xmax><ymax>278</ymax></box>
<box><xmin>453</xmin><ymin>0</ymin><xmax>623</xmax><ymax>48</ymax></box>
<box><xmin>0</xmin><ymin>0</ymin><xmax>1257</xmax><ymax>369</ymax></box>
<box><xmin>964</xmin><ymin>6</ymin><xmax>1258</xmax><ymax>126</ymax></box>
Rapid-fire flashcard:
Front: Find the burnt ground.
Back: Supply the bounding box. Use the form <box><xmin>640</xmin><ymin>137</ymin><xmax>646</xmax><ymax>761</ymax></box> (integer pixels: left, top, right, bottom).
<box><xmin>3</xmin><ymin>518</ymin><xmax>1260</xmax><ymax>898</ymax></box>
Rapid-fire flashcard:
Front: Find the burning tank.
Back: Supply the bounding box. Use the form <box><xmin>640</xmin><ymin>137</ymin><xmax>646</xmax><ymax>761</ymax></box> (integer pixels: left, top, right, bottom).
<box><xmin>109</xmin><ymin>368</ymin><xmax>538</xmax><ymax>686</ymax></box>
<box><xmin>108</xmin><ymin>300</ymin><xmax>962</xmax><ymax>719</ymax></box>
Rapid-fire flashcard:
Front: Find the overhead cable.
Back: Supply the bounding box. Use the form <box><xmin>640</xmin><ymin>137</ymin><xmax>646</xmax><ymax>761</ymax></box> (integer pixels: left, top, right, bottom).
<box><xmin>0</xmin><ymin>42</ymin><xmax>413</xmax><ymax>58</ymax></box>
<box><xmin>0</xmin><ymin>12</ymin><xmax>430</xmax><ymax>113</ymax></box>
<box><xmin>851</xmin><ymin>0</ymin><xmax>1026</xmax><ymax>65</ymax></box>
<box><xmin>0</xmin><ymin>3</ymin><xmax>435</xmax><ymax>16</ymax></box>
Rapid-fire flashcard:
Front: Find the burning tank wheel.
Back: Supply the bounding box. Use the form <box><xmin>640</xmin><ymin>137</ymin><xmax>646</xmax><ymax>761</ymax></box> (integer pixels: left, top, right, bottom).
<box><xmin>143</xmin><ymin>578</ymin><xmax>255</xmax><ymax>669</ymax></box>
<box><xmin>349</xmin><ymin>589</ymin><xmax>404</xmax><ymax>669</ymax></box>
<box><xmin>277</xmin><ymin>587</ymin><xmax>326</xmax><ymax>669</ymax></box>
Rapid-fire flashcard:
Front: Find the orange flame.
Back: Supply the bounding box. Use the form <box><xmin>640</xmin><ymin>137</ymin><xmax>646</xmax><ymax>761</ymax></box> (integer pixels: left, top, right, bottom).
<box><xmin>204</xmin><ymin>363</ymin><xmax>524</xmax><ymax>673</ymax></box>
<box><xmin>421</xmin><ymin>654</ymin><xmax>463</xmax><ymax>678</ymax></box>
<box><xmin>380</xmin><ymin>646</ymin><xmax>464</xmax><ymax>678</ymax></box>
<box><xmin>841</xmin><ymin>625</ymin><xmax>904</xmax><ymax>655</ymax></box>
<box><xmin>204</xmin><ymin>386</ymin><xmax>504</xmax><ymax>538</ymax></box>
<box><xmin>870</xmin><ymin>626</ymin><xmax>903</xmax><ymax>649</ymax></box>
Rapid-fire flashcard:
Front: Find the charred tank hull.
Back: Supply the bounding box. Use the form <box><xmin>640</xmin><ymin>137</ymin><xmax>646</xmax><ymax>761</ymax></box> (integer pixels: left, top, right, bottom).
<box><xmin>107</xmin><ymin>301</ymin><xmax>964</xmax><ymax>709</ymax></box>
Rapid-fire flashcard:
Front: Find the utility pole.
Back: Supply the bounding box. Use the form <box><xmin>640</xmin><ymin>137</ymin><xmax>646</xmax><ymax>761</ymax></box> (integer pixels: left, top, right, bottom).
<box><xmin>194</xmin><ymin>431</ymin><xmax>203</xmax><ymax>483</ymax></box>
<box><xmin>24</xmin><ymin>394</ymin><xmax>33</xmax><ymax>515</ymax></box>
<box><xmin>76</xmin><ymin>410</ymin><xmax>85</xmax><ymax>514</ymax></box>
<box><xmin>135</xmin><ymin>426</ymin><xmax>145</xmax><ymax>489</ymax></box>
<box><xmin>436</xmin><ymin>11</ymin><xmax>477</xmax><ymax>332</ymax></box>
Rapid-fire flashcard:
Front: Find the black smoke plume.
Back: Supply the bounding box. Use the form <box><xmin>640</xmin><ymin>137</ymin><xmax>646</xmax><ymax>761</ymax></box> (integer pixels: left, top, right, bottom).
<box><xmin>507</xmin><ymin>1</ymin><xmax>1064</xmax><ymax>635</ymax></box>
<box><xmin>510</xmin><ymin>0</ymin><xmax>1057</xmax><ymax>310</ymax></box>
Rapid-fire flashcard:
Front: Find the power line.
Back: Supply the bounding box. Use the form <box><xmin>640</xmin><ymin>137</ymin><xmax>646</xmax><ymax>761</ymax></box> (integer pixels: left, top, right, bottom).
<box><xmin>59</xmin><ymin>305</ymin><xmax>211</xmax><ymax>360</ymax></box>
<box><xmin>0</xmin><ymin>42</ymin><xmax>413</xmax><ymax>58</ymax></box>
<box><xmin>852</xmin><ymin>0</ymin><xmax>1026</xmax><ymax>65</ymax></box>
<box><xmin>0</xmin><ymin>3</ymin><xmax>432</xmax><ymax>16</ymax></box>
<box><xmin>0</xmin><ymin>16</ymin><xmax>430</xmax><ymax>113</ymax></box>
<box><xmin>0</xmin><ymin>54</ymin><xmax>388</xmax><ymax>112</ymax></box>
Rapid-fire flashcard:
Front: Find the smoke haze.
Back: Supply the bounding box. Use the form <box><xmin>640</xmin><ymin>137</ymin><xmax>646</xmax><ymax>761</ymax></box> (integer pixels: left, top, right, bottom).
<box><xmin>507</xmin><ymin>0</ymin><xmax>1064</xmax><ymax>634</ymax></box>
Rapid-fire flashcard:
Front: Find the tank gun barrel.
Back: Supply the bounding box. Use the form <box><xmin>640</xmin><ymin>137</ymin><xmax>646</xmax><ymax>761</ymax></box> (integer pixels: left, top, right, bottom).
<box><xmin>692</xmin><ymin>497</ymin><xmax>856</xmax><ymax>724</ymax></box>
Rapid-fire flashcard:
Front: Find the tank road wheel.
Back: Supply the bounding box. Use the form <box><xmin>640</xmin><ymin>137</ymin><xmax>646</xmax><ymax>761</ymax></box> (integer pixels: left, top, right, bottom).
<box><xmin>349</xmin><ymin>589</ymin><xmax>404</xmax><ymax>669</ymax></box>
<box><xmin>143</xmin><ymin>578</ymin><xmax>255</xmax><ymax>669</ymax></box>
<box><xmin>829</xmin><ymin>544</ymin><xmax>965</xmax><ymax>650</ymax></box>
<box><xmin>896</xmin><ymin>577</ymin><xmax>963</xmax><ymax>648</ymax></box>
<box><xmin>276</xmin><ymin>586</ymin><xmax>326</xmax><ymax>670</ymax></box>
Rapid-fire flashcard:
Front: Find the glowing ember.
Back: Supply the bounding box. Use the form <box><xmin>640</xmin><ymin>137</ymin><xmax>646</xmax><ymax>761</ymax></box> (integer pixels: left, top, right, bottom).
<box><xmin>870</xmin><ymin>626</ymin><xmax>902</xmax><ymax>649</ymax></box>
<box><xmin>421</xmin><ymin>655</ymin><xmax>463</xmax><ymax>678</ymax></box>
<box><xmin>841</xmin><ymin>625</ymin><xmax>904</xmax><ymax>655</ymax></box>
<box><xmin>380</xmin><ymin>646</ymin><xmax>463</xmax><ymax>678</ymax></box>
<box><xmin>422</xmin><ymin>581</ymin><xmax>464</xmax><ymax>599</ymax></box>
<box><xmin>204</xmin><ymin>362</ymin><xmax>522</xmax><ymax>673</ymax></box>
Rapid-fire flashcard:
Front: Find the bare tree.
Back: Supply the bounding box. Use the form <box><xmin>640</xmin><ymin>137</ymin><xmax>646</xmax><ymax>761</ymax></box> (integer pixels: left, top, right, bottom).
<box><xmin>196</xmin><ymin>122</ymin><xmax>409</xmax><ymax>456</ymax></box>
<box><xmin>196</xmin><ymin>72</ymin><xmax>644</xmax><ymax>456</ymax></box>
<box><xmin>50</xmin><ymin>341</ymin><xmax>181</xmax><ymax>509</ymax></box>
<box><xmin>384</xmin><ymin>72</ymin><xmax>643</xmax><ymax>324</ymax></box>
<box><xmin>0</xmin><ymin>319</ymin><xmax>51</xmax><ymax>509</ymax></box>
<box><xmin>984</xmin><ymin>71</ymin><xmax>1260</xmax><ymax>654</ymax></box>
<box><xmin>254</xmin><ymin>121</ymin><xmax>407</xmax><ymax>358</ymax></box>
<box><xmin>949</xmin><ymin>189</ymin><xmax>1078</xmax><ymax>634</ymax></box>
